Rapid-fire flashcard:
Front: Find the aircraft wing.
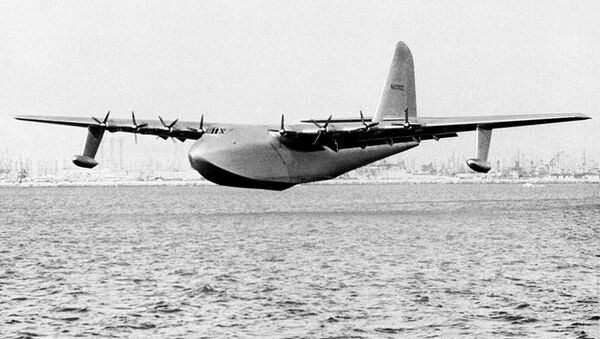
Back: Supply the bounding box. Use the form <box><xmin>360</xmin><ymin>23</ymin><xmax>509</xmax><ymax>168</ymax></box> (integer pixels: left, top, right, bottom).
<box><xmin>14</xmin><ymin>115</ymin><xmax>99</xmax><ymax>128</ymax></box>
<box><xmin>15</xmin><ymin>112</ymin><xmax>212</xmax><ymax>168</ymax></box>
<box><xmin>15</xmin><ymin>113</ymin><xmax>207</xmax><ymax>141</ymax></box>
<box><xmin>412</xmin><ymin>113</ymin><xmax>590</xmax><ymax>132</ymax></box>
<box><xmin>279</xmin><ymin>112</ymin><xmax>590</xmax><ymax>152</ymax></box>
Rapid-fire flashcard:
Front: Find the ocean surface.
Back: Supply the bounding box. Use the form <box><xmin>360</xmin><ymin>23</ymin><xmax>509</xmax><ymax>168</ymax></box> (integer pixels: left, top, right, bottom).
<box><xmin>0</xmin><ymin>183</ymin><xmax>598</xmax><ymax>338</ymax></box>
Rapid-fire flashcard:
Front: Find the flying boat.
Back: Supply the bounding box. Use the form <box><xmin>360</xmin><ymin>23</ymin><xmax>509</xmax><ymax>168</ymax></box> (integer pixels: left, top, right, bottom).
<box><xmin>15</xmin><ymin>42</ymin><xmax>590</xmax><ymax>190</ymax></box>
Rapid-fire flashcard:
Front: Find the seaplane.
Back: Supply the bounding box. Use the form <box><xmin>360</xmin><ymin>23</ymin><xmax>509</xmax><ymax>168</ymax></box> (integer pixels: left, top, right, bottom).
<box><xmin>15</xmin><ymin>41</ymin><xmax>590</xmax><ymax>190</ymax></box>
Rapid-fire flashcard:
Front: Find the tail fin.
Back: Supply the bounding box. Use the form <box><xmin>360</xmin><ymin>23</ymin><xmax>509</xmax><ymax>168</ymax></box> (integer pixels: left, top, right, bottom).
<box><xmin>372</xmin><ymin>41</ymin><xmax>416</xmax><ymax>122</ymax></box>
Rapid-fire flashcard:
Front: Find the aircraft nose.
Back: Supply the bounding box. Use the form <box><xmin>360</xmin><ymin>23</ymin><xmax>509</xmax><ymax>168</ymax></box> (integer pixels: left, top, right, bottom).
<box><xmin>188</xmin><ymin>140</ymin><xmax>207</xmax><ymax>170</ymax></box>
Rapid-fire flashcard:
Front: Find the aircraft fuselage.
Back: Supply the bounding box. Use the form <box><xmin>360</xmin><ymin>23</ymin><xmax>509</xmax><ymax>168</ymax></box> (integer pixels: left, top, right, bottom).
<box><xmin>187</xmin><ymin>125</ymin><xmax>419</xmax><ymax>190</ymax></box>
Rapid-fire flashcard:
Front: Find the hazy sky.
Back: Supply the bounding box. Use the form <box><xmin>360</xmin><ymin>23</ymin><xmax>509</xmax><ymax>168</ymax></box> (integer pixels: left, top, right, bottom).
<box><xmin>1</xmin><ymin>1</ymin><xmax>599</xmax><ymax>166</ymax></box>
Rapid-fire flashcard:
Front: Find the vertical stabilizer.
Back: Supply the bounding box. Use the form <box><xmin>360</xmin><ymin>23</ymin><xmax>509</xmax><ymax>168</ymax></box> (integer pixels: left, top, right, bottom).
<box><xmin>372</xmin><ymin>41</ymin><xmax>416</xmax><ymax>122</ymax></box>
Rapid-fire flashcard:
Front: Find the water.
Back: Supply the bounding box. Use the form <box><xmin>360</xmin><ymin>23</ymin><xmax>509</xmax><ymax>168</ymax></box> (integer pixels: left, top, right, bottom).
<box><xmin>1</xmin><ymin>183</ymin><xmax>598</xmax><ymax>338</ymax></box>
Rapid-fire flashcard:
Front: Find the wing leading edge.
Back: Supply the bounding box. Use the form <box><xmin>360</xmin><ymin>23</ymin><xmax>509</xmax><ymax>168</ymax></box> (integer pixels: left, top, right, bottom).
<box><xmin>14</xmin><ymin>111</ymin><xmax>590</xmax><ymax>171</ymax></box>
<box><xmin>14</xmin><ymin>113</ymin><xmax>208</xmax><ymax>141</ymax></box>
<box><xmin>414</xmin><ymin>113</ymin><xmax>590</xmax><ymax>131</ymax></box>
<box><xmin>279</xmin><ymin>112</ymin><xmax>590</xmax><ymax>152</ymax></box>
<box><xmin>15</xmin><ymin>112</ymin><xmax>208</xmax><ymax>168</ymax></box>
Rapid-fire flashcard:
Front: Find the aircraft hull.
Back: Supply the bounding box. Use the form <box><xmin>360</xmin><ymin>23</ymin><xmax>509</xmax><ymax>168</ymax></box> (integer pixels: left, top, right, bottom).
<box><xmin>188</xmin><ymin>127</ymin><xmax>418</xmax><ymax>190</ymax></box>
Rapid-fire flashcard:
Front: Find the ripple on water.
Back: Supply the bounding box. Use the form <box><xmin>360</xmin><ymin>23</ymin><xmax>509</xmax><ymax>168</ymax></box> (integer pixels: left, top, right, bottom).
<box><xmin>0</xmin><ymin>184</ymin><xmax>598</xmax><ymax>338</ymax></box>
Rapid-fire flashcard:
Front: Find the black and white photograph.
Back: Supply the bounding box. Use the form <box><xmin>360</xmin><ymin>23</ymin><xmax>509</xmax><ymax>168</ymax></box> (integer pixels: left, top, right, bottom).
<box><xmin>1</xmin><ymin>1</ymin><xmax>598</xmax><ymax>338</ymax></box>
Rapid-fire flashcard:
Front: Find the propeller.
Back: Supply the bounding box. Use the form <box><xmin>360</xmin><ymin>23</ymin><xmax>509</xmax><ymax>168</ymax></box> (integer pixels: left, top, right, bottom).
<box><xmin>359</xmin><ymin>110</ymin><xmax>379</xmax><ymax>131</ymax></box>
<box><xmin>269</xmin><ymin>114</ymin><xmax>288</xmax><ymax>137</ymax></box>
<box><xmin>310</xmin><ymin>115</ymin><xmax>333</xmax><ymax>145</ymax></box>
<box><xmin>278</xmin><ymin>114</ymin><xmax>289</xmax><ymax>136</ymax></box>
<box><xmin>268</xmin><ymin>114</ymin><xmax>293</xmax><ymax>139</ymax></box>
<box><xmin>187</xmin><ymin>114</ymin><xmax>206</xmax><ymax>137</ymax></box>
<box><xmin>92</xmin><ymin>110</ymin><xmax>111</xmax><ymax>128</ymax></box>
<box><xmin>131</xmin><ymin>111</ymin><xmax>148</xmax><ymax>143</ymax></box>
<box><xmin>158</xmin><ymin>116</ymin><xmax>179</xmax><ymax>141</ymax></box>
<box><xmin>390</xmin><ymin>105</ymin><xmax>420</xmax><ymax>129</ymax></box>
<box><xmin>266</xmin><ymin>114</ymin><xmax>293</xmax><ymax>148</ymax></box>
<box><xmin>403</xmin><ymin>106</ymin><xmax>411</xmax><ymax>129</ymax></box>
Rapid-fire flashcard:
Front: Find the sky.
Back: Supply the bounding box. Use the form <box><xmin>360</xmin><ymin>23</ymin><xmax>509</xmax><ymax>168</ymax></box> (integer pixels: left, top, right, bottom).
<box><xmin>1</xmin><ymin>1</ymin><xmax>599</xmax><ymax>167</ymax></box>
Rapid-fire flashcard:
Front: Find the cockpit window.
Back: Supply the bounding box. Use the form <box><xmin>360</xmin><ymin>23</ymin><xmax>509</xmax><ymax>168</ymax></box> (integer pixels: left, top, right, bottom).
<box><xmin>205</xmin><ymin>127</ymin><xmax>232</xmax><ymax>134</ymax></box>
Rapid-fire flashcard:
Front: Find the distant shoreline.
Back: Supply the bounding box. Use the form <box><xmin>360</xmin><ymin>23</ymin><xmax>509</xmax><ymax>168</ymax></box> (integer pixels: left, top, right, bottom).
<box><xmin>1</xmin><ymin>177</ymin><xmax>598</xmax><ymax>188</ymax></box>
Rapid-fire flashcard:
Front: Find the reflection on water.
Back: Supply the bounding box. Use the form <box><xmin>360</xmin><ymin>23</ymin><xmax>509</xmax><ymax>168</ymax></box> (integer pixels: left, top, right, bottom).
<box><xmin>1</xmin><ymin>184</ymin><xmax>598</xmax><ymax>338</ymax></box>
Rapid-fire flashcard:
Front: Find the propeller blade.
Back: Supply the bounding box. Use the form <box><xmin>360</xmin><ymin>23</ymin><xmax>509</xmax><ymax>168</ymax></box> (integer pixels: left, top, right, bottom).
<box><xmin>359</xmin><ymin>111</ymin><xmax>366</xmax><ymax>131</ymax></box>
<box><xmin>310</xmin><ymin>119</ymin><xmax>322</xmax><ymax>129</ymax></box>
<box><xmin>311</xmin><ymin>115</ymin><xmax>333</xmax><ymax>144</ymax></box>
<box><xmin>313</xmin><ymin>133</ymin><xmax>322</xmax><ymax>145</ymax></box>
<box><xmin>130</xmin><ymin>111</ymin><xmax>137</xmax><ymax>144</ymax></box>
<box><xmin>186</xmin><ymin>115</ymin><xmax>205</xmax><ymax>137</ymax></box>
<box><xmin>131</xmin><ymin>111</ymin><xmax>147</xmax><ymax>128</ymax></box>
<box><xmin>311</xmin><ymin>115</ymin><xmax>332</xmax><ymax>130</ymax></box>
<box><xmin>358</xmin><ymin>110</ymin><xmax>379</xmax><ymax>131</ymax></box>
<box><xmin>92</xmin><ymin>111</ymin><xmax>110</xmax><ymax>127</ymax></box>
<box><xmin>159</xmin><ymin>116</ymin><xmax>167</xmax><ymax>127</ymax></box>
<box><xmin>403</xmin><ymin>106</ymin><xmax>412</xmax><ymax>128</ymax></box>
<box><xmin>278</xmin><ymin>114</ymin><xmax>288</xmax><ymax>136</ymax></box>
<box><xmin>323</xmin><ymin>115</ymin><xmax>332</xmax><ymax>128</ymax></box>
<box><xmin>169</xmin><ymin>119</ymin><xmax>178</xmax><ymax>128</ymax></box>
